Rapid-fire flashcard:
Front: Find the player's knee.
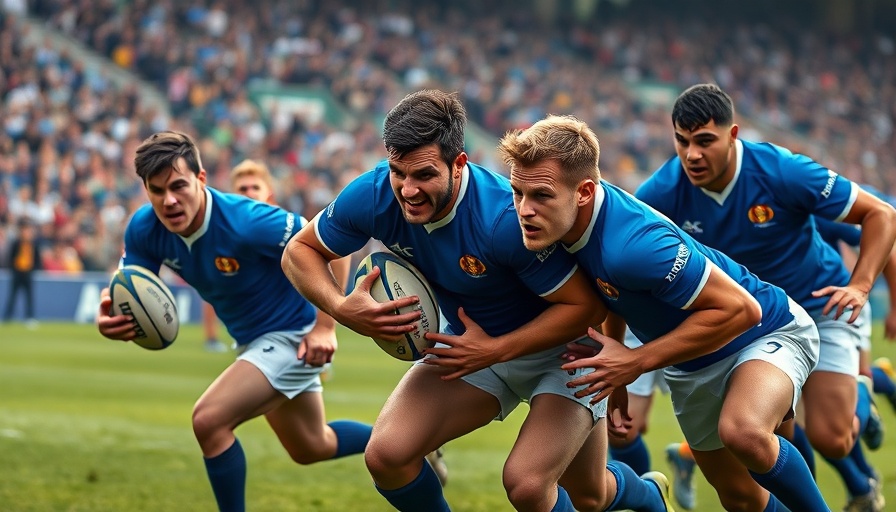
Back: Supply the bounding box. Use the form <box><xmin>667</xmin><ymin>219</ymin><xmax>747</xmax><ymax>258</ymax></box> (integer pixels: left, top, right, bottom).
<box><xmin>503</xmin><ymin>471</ymin><xmax>551</xmax><ymax>511</ymax></box>
<box><xmin>719</xmin><ymin>419</ymin><xmax>776</xmax><ymax>469</ymax></box>
<box><xmin>286</xmin><ymin>446</ymin><xmax>328</xmax><ymax>465</ymax></box>
<box><xmin>364</xmin><ymin>439</ymin><xmax>415</xmax><ymax>479</ymax></box>
<box><xmin>191</xmin><ymin>402</ymin><xmax>222</xmax><ymax>443</ymax></box>
<box><xmin>807</xmin><ymin>425</ymin><xmax>853</xmax><ymax>459</ymax></box>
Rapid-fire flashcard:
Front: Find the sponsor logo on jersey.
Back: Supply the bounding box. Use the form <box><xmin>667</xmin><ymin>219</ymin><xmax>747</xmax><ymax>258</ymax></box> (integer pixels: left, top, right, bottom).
<box><xmin>820</xmin><ymin>169</ymin><xmax>838</xmax><ymax>198</ymax></box>
<box><xmin>278</xmin><ymin>213</ymin><xmax>296</xmax><ymax>247</ymax></box>
<box><xmin>326</xmin><ymin>201</ymin><xmax>335</xmax><ymax>218</ymax></box>
<box><xmin>536</xmin><ymin>243</ymin><xmax>557</xmax><ymax>262</ymax></box>
<box><xmin>214</xmin><ymin>257</ymin><xmax>240</xmax><ymax>275</ymax></box>
<box><xmin>595</xmin><ymin>278</ymin><xmax>619</xmax><ymax>300</ymax></box>
<box><xmin>681</xmin><ymin>220</ymin><xmax>703</xmax><ymax>234</ymax></box>
<box><xmin>389</xmin><ymin>242</ymin><xmax>414</xmax><ymax>259</ymax></box>
<box><xmin>665</xmin><ymin>244</ymin><xmax>690</xmax><ymax>282</ymax></box>
<box><xmin>459</xmin><ymin>255</ymin><xmax>487</xmax><ymax>277</ymax></box>
<box><xmin>163</xmin><ymin>257</ymin><xmax>182</xmax><ymax>270</ymax></box>
<box><xmin>747</xmin><ymin>204</ymin><xmax>775</xmax><ymax>224</ymax></box>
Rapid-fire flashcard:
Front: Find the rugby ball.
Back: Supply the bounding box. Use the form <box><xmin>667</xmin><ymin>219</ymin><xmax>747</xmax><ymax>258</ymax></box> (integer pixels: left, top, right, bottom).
<box><xmin>354</xmin><ymin>252</ymin><xmax>439</xmax><ymax>361</ymax></box>
<box><xmin>109</xmin><ymin>265</ymin><xmax>179</xmax><ymax>350</ymax></box>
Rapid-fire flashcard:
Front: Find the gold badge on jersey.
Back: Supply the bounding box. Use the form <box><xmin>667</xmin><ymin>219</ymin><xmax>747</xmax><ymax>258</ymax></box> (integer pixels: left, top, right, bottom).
<box><xmin>215</xmin><ymin>257</ymin><xmax>240</xmax><ymax>275</ymax></box>
<box><xmin>459</xmin><ymin>255</ymin><xmax>487</xmax><ymax>277</ymax></box>
<box><xmin>596</xmin><ymin>278</ymin><xmax>620</xmax><ymax>300</ymax></box>
<box><xmin>747</xmin><ymin>204</ymin><xmax>775</xmax><ymax>224</ymax></box>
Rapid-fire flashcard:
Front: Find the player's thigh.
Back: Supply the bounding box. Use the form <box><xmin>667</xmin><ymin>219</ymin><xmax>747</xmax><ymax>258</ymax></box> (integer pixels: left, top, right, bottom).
<box><xmin>507</xmin><ymin>393</ymin><xmax>596</xmax><ymax>483</ymax></box>
<box><xmin>560</xmin><ymin>418</ymin><xmax>613</xmax><ymax>511</ymax></box>
<box><xmin>801</xmin><ymin>370</ymin><xmax>858</xmax><ymax>446</ymax></box>
<box><xmin>691</xmin><ymin>447</ymin><xmax>770</xmax><ymax>511</ymax></box>
<box><xmin>195</xmin><ymin>359</ymin><xmax>287</xmax><ymax>428</ymax></box>
<box><xmin>264</xmin><ymin>391</ymin><xmax>330</xmax><ymax>456</ymax></box>
<box><xmin>371</xmin><ymin>363</ymin><xmax>500</xmax><ymax>458</ymax></box>
<box><xmin>722</xmin><ymin>359</ymin><xmax>795</xmax><ymax>435</ymax></box>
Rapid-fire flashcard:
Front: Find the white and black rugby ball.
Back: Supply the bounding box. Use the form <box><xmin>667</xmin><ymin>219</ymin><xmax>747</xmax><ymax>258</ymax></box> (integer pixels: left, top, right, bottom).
<box><xmin>354</xmin><ymin>251</ymin><xmax>439</xmax><ymax>361</ymax></box>
<box><xmin>109</xmin><ymin>265</ymin><xmax>179</xmax><ymax>350</ymax></box>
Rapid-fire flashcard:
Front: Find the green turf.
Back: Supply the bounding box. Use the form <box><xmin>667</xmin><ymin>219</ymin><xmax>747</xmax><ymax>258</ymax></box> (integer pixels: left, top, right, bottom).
<box><xmin>1</xmin><ymin>322</ymin><xmax>895</xmax><ymax>511</ymax></box>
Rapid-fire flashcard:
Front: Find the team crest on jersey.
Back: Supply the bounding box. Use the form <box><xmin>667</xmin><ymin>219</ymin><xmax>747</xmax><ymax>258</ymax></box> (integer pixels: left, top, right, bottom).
<box><xmin>595</xmin><ymin>278</ymin><xmax>619</xmax><ymax>300</ymax></box>
<box><xmin>459</xmin><ymin>255</ymin><xmax>487</xmax><ymax>277</ymax></box>
<box><xmin>214</xmin><ymin>257</ymin><xmax>240</xmax><ymax>275</ymax></box>
<box><xmin>747</xmin><ymin>205</ymin><xmax>775</xmax><ymax>224</ymax></box>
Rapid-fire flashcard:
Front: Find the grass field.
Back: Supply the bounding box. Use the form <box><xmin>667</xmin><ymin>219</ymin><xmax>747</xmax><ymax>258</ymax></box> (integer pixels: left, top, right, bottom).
<box><xmin>1</xmin><ymin>322</ymin><xmax>895</xmax><ymax>511</ymax></box>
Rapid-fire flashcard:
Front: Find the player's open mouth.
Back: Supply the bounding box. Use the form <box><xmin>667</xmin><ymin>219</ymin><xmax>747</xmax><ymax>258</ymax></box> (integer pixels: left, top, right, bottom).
<box><xmin>404</xmin><ymin>199</ymin><xmax>427</xmax><ymax>213</ymax></box>
<box><xmin>165</xmin><ymin>212</ymin><xmax>186</xmax><ymax>223</ymax></box>
<box><xmin>522</xmin><ymin>223</ymin><xmax>541</xmax><ymax>234</ymax></box>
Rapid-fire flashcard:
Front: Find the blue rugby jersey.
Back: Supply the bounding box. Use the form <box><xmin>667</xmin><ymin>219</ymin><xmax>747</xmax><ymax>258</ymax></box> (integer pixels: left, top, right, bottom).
<box><xmin>122</xmin><ymin>187</ymin><xmax>317</xmax><ymax>345</ymax></box>
<box><xmin>569</xmin><ymin>182</ymin><xmax>793</xmax><ymax>372</ymax></box>
<box><xmin>638</xmin><ymin>139</ymin><xmax>856</xmax><ymax>315</ymax></box>
<box><xmin>314</xmin><ymin>162</ymin><xmax>579</xmax><ymax>337</ymax></box>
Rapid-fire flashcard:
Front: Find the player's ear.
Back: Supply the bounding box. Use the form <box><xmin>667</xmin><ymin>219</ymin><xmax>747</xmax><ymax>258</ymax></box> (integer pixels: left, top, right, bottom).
<box><xmin>452</xmin><ymin>152</ymin><xmax>468</xmax><ymax>176</ymax></box>
<box><xmin>576</xmin><ymin>179</ymin><xmax>596</xmax><ymax>207</ymax></box>
<box><xmin>197</xmin><ymin>168</ymin><xmax>208</xmax><ymax>184</ymax></box>
<box><xmin>729</xmin><ymin>124</ymin><xmax>739</xmax><ymax>145</ymax></box>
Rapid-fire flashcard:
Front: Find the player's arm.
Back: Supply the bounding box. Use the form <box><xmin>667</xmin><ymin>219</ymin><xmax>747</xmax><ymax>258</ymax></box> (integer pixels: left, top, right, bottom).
<box><xmin>495</xmin><ymin>266</ymin><xmax>606</xmax><ymax>360</ymax></box>
<box><xmin>97</xmin><ymin>216</ymin><xmax>161</xmax><ymax>342</ymax></box>
<box><xmin>814</xmin><ymin>187</ymin><xmax>896</xmax><ymax>321</ymax></box>
<box><xmin>631</xmin><ymin>265</ymin><xmax>761</xmax><ymax>371</ymax></box>
<box><xmin>563</xmin><ymin>264</ymin><xmax>761</xmax><ymax>404</ymax></box>
<box><xmin>281</xmin><ymin>222</ymin><xmax>419</xmax><ymax>342</ymax></box>
<box><xmin>424</xmin><ymin>266</ymin><xmax>605</xmax><ymax>379</ymax></box>
<box><xmin>298</xmin><ymin>253</ymin><xmax>353</xmax><ymax>366</ymax></box>
<box><xmin>879</xmin><ymin>244</ymin><xmax>896</xmax><ymax>340</ymax></box>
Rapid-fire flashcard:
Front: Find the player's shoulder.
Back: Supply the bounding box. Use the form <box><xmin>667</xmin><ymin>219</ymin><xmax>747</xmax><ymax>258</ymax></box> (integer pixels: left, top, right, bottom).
<box><xmin>741</xmin><ymin>139</ymin><xmax>811</xmax><ymax>178</ymax></box>
<box><xmin>466</xmin><ymin>162</ymin><xmax>514</xmax><ymax>210</ymax></box>
<box><xmin>638</xmin><ymin>156</ymin><xmax>687</xmax><ymax>200</ymax></box>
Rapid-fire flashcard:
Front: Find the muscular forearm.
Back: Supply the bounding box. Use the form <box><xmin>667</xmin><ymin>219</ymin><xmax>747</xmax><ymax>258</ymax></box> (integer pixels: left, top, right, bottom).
<box><xmin>636</xmin><ymin>305</ymin><xmax>757</xmax><ymax>372</ymax></box>
<box><xmin>281</xmin><ymin>239</ymin><xmax>346</xmax><ymax>320</ymax></box>
<box><xmin>853</xmin><ymin>208</ymin><xmax>896</xmax><ymax>292</ymax></box>
<box><xmin>494</xmin><ymin>303</ymin><xmax>603</xmax><ymax>362</ymax></box>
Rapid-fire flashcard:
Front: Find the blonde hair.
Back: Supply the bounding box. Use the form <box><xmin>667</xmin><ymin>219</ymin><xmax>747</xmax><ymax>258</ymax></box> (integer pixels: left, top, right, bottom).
<box><xmin>497</xmin><ymin>115</ymin><xmax>600</xmax><ymax>186</ymax></box>
<box><xmin>230</xmin><ymin>159</ymin><xmax>274</xmax><ymax>189</ymax></box>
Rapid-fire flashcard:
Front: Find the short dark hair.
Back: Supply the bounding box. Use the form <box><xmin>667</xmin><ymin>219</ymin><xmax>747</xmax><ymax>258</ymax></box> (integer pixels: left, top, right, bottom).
<box><xmin>134</xmin><ymin>131</ymin><xmax>203</xmax><ymax>182</ymax></box>
<box><xmin>672</xmin><ymin>84</ymin><xmax>735</xmax><ymax>132</ymax></box>
<box><xmin>383</xmin><ymin>89</ymin><xmax>466</xmax><ymax>165</ymax></box>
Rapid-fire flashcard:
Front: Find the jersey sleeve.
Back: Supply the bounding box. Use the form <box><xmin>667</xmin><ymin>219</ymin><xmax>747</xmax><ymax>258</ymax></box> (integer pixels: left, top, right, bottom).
<box><xmin>121</xmin><ymin>209</ymin><xmax>162</xmax><ymax>273</ymax></box>
<box><xmin>815</xmin><ymin>217</ymin><xmax>861</xmax><ymax>248</ymax></box>
<box><xmin>313</xmin><ymin>173</ymin><xmax>376</xmax><ymax>257</ymax></box>
<box><xmin>610</xmin><ymin>224</ymin><xmax>709</xmax><ymax>309</ymax></box>
<box><xmin>775</xmin><ymin>149</ymin><xmax>857</xmax><ymax>222</ymax></box>
<box><xmin>241</xmin><ymin>201</ymin><xmax>302</xmax><ymax>258</ymax></box>
<box><xmin>491</xmin><ymin>207</ymin><xmax>578</xmax><ymax>297</ymax></box>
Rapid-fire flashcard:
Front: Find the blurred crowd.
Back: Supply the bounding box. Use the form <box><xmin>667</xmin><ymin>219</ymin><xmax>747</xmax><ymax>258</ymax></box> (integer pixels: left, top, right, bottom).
<box><xmin>2</xmin><ymin>0</ymin><xmax>894</xmax><ymax>273</ymax></box>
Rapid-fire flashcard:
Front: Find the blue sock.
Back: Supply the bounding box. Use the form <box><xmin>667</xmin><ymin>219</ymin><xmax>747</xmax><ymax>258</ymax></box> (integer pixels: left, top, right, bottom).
<box><xmin>749</xmin><ymin>436</ymin><xmax>827</xmax><ymax>511</ymax></box>
<box><xmin>848</xmin><ymin>437</ymin><xmax>876</xmax><ymax>480</ymax></box>
<box><xmin>872</xmin><ymin>367</ymin><xmax>896</xmax><ymax>395</ymax></box>
<box><xmin>791</xmin><ymin>424</ymin><xmax>816</xmax><ymax>478</ymax></box>
<box><xmin>856</xmin><ymin>379</ymin><xmax>872</xmax><ymax>433</ymax></box>
<box><xmin>764</xmin><ymin>494</ymin><xmax>793</xmax><ymax>511</ymax></box>
<box><xmin>329</xmin><ymin>420</ymin><xmax>373</xmax><ymax>458</ymax></box>
<box><xmin>605</xmin><ymin>461</ymin><xmax>666</xmax><ymax>511</ymax></box>
<box><xmin>609</xmin><ymin>435</ymin><xmax>651</xmax><ymax>475</ymax></box>
<box><xmin>824</xmin><ymin>450</ymin><xmax>872</xmax><ymax>497</ymax></box>
<box><xmin>375</xmin><ymin>460</ymin><xmax>450</xmax><ymax>512</ymax></box>
<box><xmin>204</xmin><ymin>438</ymin><xmax>247</xmax><ymax>512</ymax></box>
<box><xmin>551</xmin><ymin>486</ymin><xmax>575</xmax><ymax>512</ymax></box>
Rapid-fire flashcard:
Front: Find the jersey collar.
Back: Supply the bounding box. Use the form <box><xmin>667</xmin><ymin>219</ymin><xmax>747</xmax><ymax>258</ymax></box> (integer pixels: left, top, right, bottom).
<box><xmin>424</xmin><ymin>164</ymin><xmax>470</xmax><ymax>234</ymax></box>
<box><xmin>564</xmin><ymin>181</ymin><xmax>606</xmax><ymax>254</ymax></box>
<box><xmin>699</xmin><ymin>138</ymin><xmax>743</xmax><ymax>206</ymax></box>
<box><xmin>179</xmin><ymin>187</ymin><xmax>213</xmax><ymax>250</ymax></box>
